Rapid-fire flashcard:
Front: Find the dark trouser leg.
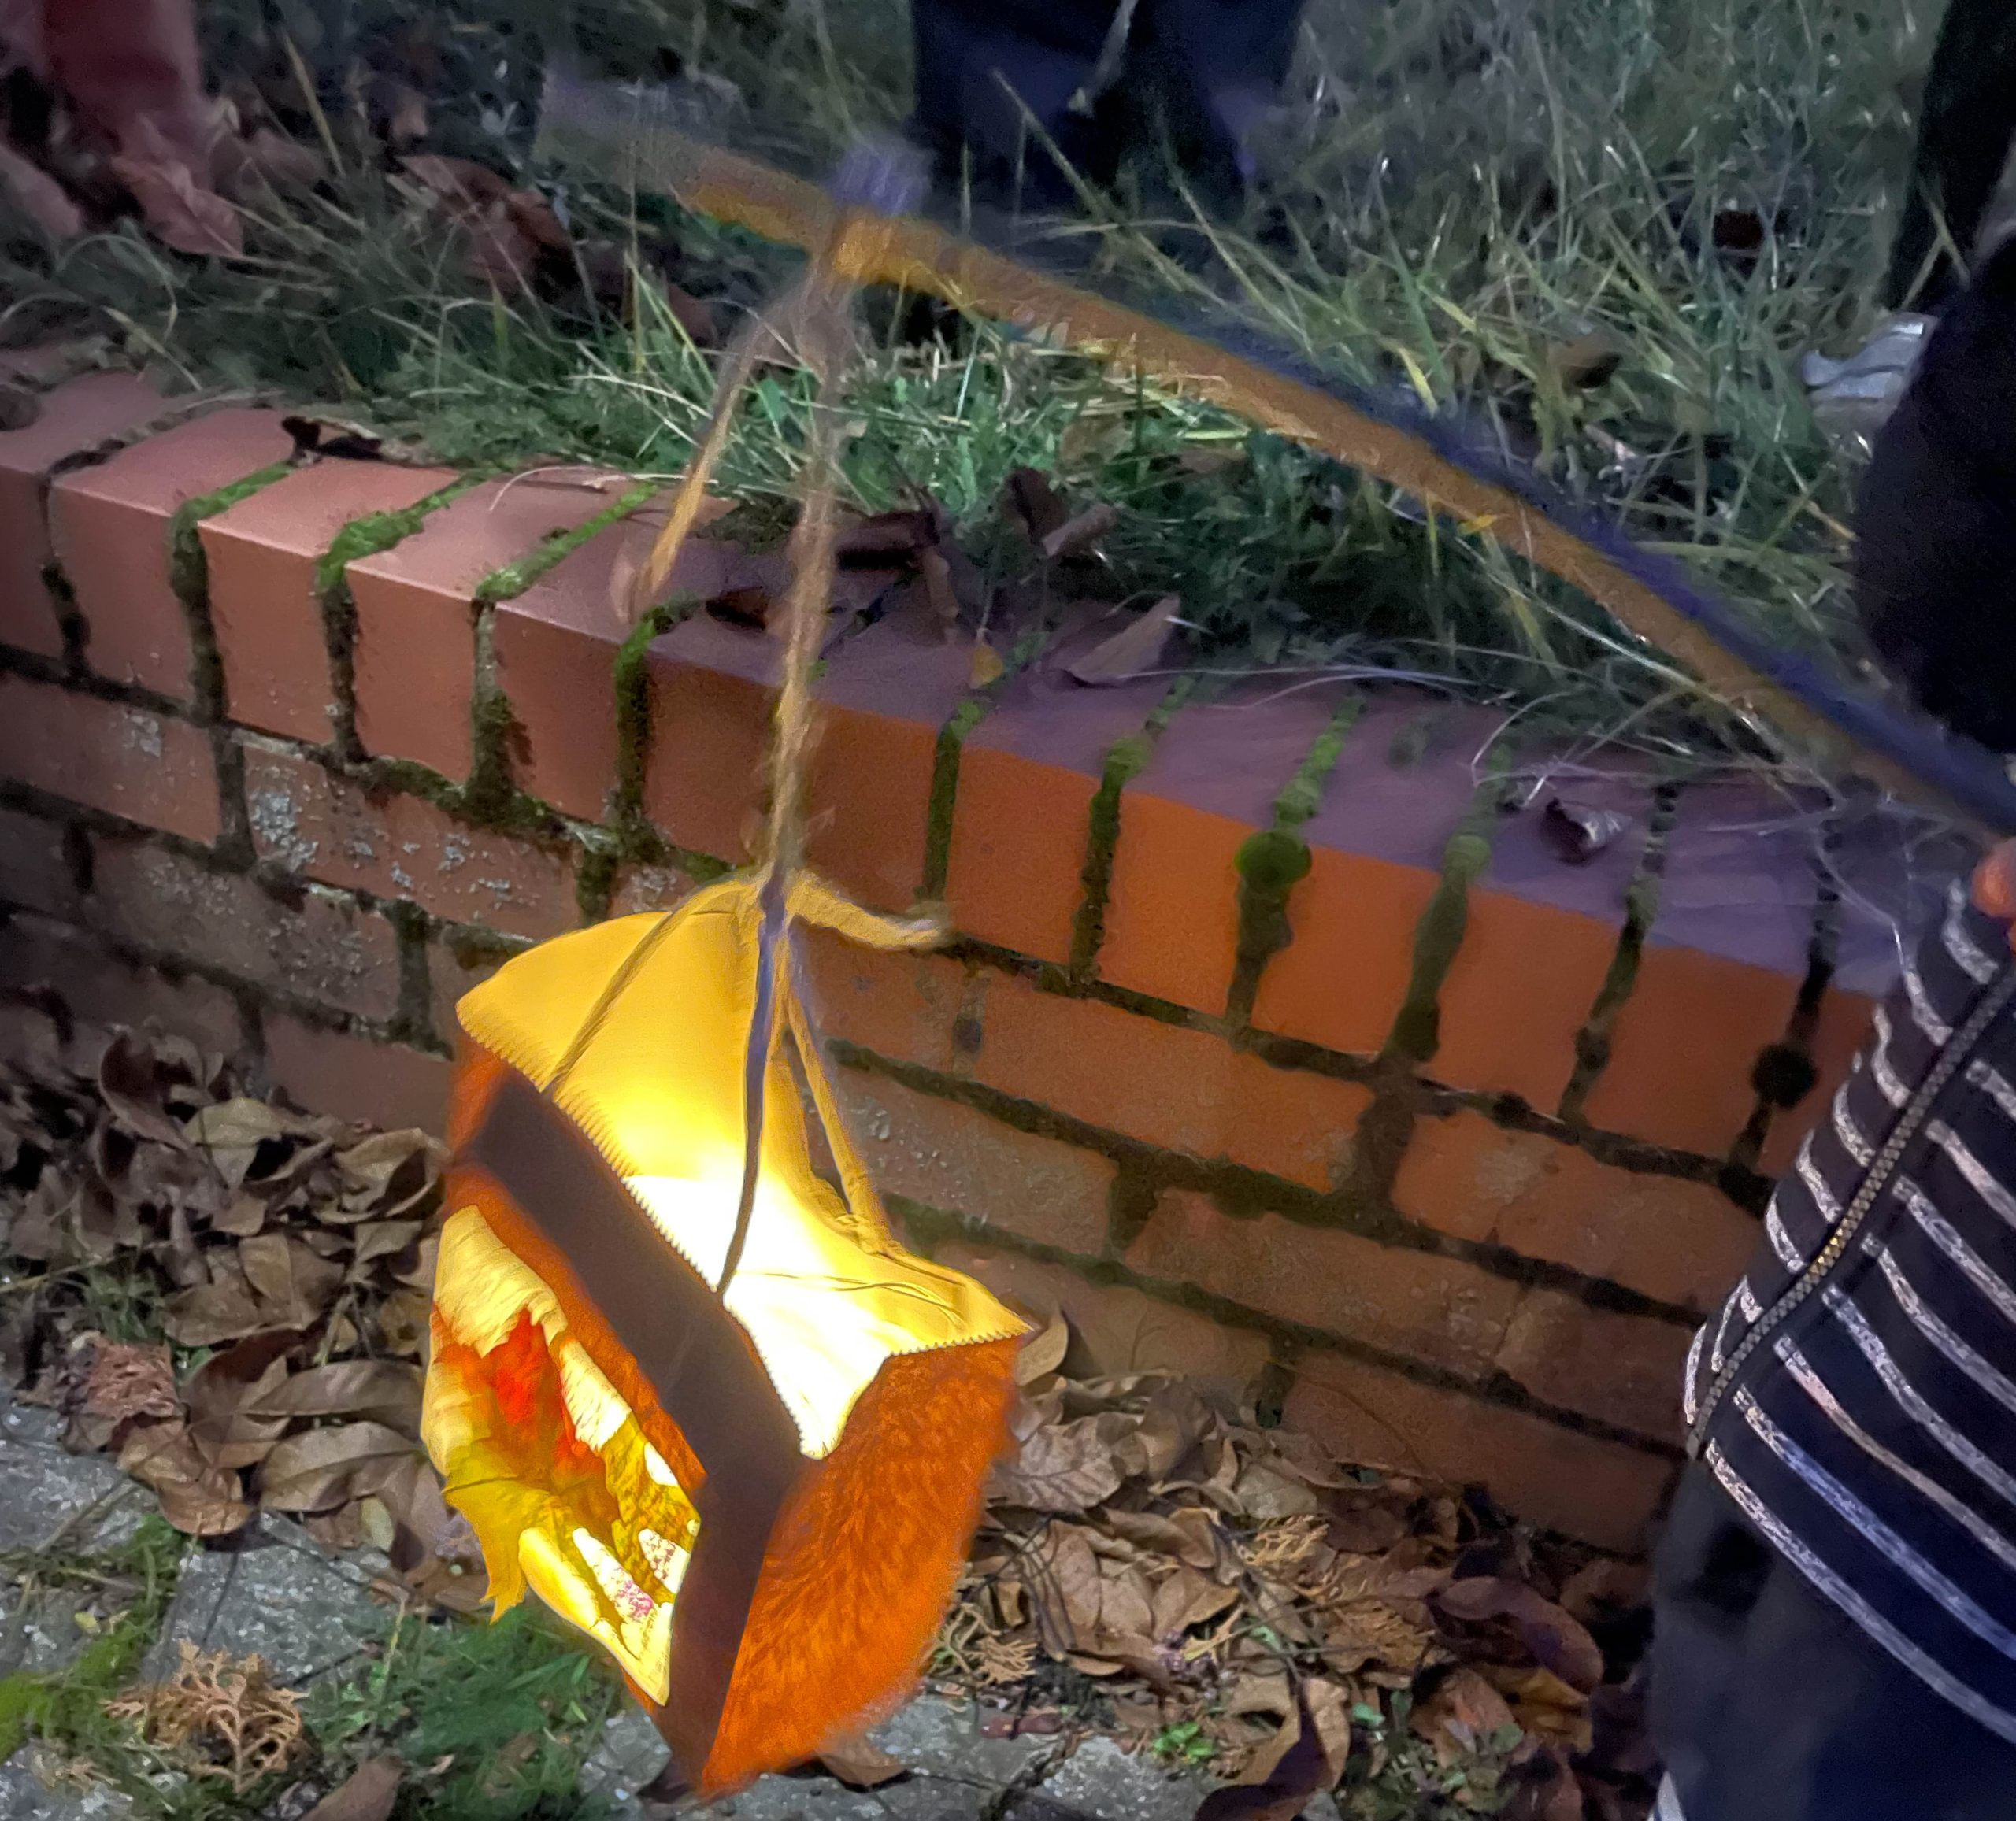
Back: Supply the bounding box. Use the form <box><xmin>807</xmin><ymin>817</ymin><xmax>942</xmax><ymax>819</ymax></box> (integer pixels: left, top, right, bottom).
<box><xmin>1650</xmin><ymin>1465</ymin><xmax>2016</xmax><ymax>1821</ymax></box>
<box><xmin>1882</xmin><ymin>0</ymin><xmax>2016</xmax><ymax>311</ymax></box>
<box><xmin>1128</xmin><ymin>0</ymin><xmax>1305</xmax><ymax>208</ymax></box>
<box><xmin>908</xmin><ymin>0</ymin><xmax>1124</xmax><ymax>207</ymax></box>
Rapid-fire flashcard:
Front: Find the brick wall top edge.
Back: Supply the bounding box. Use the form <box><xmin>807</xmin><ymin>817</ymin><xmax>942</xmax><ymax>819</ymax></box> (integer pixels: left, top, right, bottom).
<box><xmin>47</xmin><ymin>405</ymin><xmax>295</xmax><ymax>509</ymax></box>
<box><xmin>0</xmin><ymin>371</ymin><xmax>167</xmax><ymax>475</ymax></box>
<box><xmin>1295</xmin><ymin>694</ymin><xmax>1491</xmax><ymax>875</ymax></box>
<box><xmin>202</xmin><ymin>455</ymin><xmax>458</xmax><ymax>551</ymax></box>
<box><xmin>346</xmin><ymin>470</ymin><xmax>623</xmax><ymax>599</ymax></box>
<box><xmin>816</xmin><ymin>593</ymin><xmax>976</xmax><ymax>727</ymax></box>
<box><xmin>964</xmin><ymin>609</ymin><xmax>1174</xmax><ymax>774</ymax></box>
<box><xmin>1122</xmin><ymin>677</ymin><xmax>1349</xmax><ymax>830</ymax></box>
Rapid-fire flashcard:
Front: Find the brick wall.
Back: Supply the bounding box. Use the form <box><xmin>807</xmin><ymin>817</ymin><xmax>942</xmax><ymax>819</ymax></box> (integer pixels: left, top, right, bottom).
<box><xmin>0</xmin><ymin>361</ymin><xmax>1962</xmax><ymax>1553</ymax></box>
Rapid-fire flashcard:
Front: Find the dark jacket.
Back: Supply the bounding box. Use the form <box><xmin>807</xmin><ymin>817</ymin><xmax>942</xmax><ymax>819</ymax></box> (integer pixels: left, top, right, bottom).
<box><xmin>1683</xmin><ymin>879</ymin><xmax>2016</xmax><ymax>1743</ymax></box>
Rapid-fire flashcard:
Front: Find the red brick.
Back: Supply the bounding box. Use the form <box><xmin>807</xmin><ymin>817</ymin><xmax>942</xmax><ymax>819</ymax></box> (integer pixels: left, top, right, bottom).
<box><xmin>936</xmin><ymin>1242</ymin><xmax>1273</xmax><ymax>1408</ymax></box>
<box><xmin>86</xmin><ymin>837</ymin><xmax>402</xmax><ymax>1020</ymax></box>
<box><xmin>241</xmin><ymin>744</ymin><xmax>576</xmax><ymax>939</ymax></box>
<box><xmin>1282</xmin><ymin>1349</ymin><xmax>1673</xmax><ymax>1551</ymax></box>
<box><xmin>0</xmin><ymin>673</ymin><xmax>220</xmax><ymax>842</ymax></box>
<box><xmin>1247</xmin><ymin>701</ymin><xmax>1484</xmax><ymax>1059</ymax></box>
<box><xmin>350</xmin><ymin>472</ymin><xmax>621</xmax><ymax>780</ymax></box>
<box><xmin>1247</xmin><ymin>847</ymin><xmax>1436</xmax><ymax>1057</ymax></box>
<box><xmin>836</xmin><ymin>1071</ymin><xmax>1115</xmax><ymax>1255</ymax></box>
<box><xmin>945</xmin><ymin>609</ymin><xmax>1173</xmax><ymax>964</ymax></box>
<box><xmin>1581</xmin><ymin>946</ymin><xmax>1799</xmax><ymax>1157</ymax></box>
<box><xmin>1430</xmin><ymin>890</ymin><xmax>1619</xmax><ymax>1109</ymax></box>
<box><xmin>970</xmin><ymin>970</ymin><xmax>1373</xmax><ymax>1190</ymax></box>
<box><xmin>795</xmin><ymin>922</ymin><xmax>973</xmax><ymax>1072</ymax></box>
<box><xmin>1126</xmin><ymin>1189</ymin><xmax>1521</xmax><ymax>1375</ymax></box>
<box><xmin>1759</xmin><ymin>986</ymin><xmax>1876</xmax><ymax>1177</ymax></box>
<box><xmin>1492</xmin><ymin>1288</ymin><xmax>1692</xmax><ymax>1445</ymax></box>
<box><xmin>1432</xmin><ymin>775</ymin><xmax>1652</xmax><ymax>1108</ymax></box>
<box><xmin>1101</xmin><ymin>683</ymin><xmax>1347</xmax><ymax>1014</ymax></box>
<box><xmin>606</xmin><ymin>862</ymin><xmax>699</xmax><ymax>919</ymax></box>
<box><xmin>201</xmin><ymin>458</ymin><xmax>457</xmax><ymax>744</ymax></box>
<box><xmin>427</xmin><ymin>938</ymin><xmax>522</xmax><ymax>1048</ymax></box>
<box><xmin>263</xmin><ymin>1014</ymin><xmax>451</xmax><ymax>1136</ymax></box>
<box><xmin>0</xmin><ymin>910</ymin><xmax>246</xmax><ymax>1062</ymax></box>
<box><xmin>642</xmin><ymin>613</ymin><xmax>774</xmax><ymax>863</ymax></box>
<box><xmin>0</xmin><ymin>372</ymin><xmax>167</xmax><ymax>657</ymax></box>
<box><xmin>49</xmin><ymin>408</ymin><xmax>295</xmax><ymax>698</ymax></box>
<box><xmin>944</xmin><ymin>747</ymin><xmax>1097</xmax><ymax>964</ymax></box>
<box><xmin>0</xmin><ymin>804</ymin><xmax>80</xmax><ymax>917</ymax></box>
<box><xmin>494</xmin><ymin>499</ymin><xmax>736</xmax><ymax>824</ymax></box>
<box><xmin>1392</xmin><ymin>1109</ymin><xmax>1755</xmax><ymax>1316</ymax></box>
<box><xmin>808</xmin><ymin>599</ymin><xmax>975</xmax><ymax>911</ymax></box>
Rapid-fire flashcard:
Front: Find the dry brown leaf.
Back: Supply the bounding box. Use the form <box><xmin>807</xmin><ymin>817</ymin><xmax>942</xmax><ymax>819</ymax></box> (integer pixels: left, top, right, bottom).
<box><xmin>1483</xmin><ymin>1665</ymin><xmax>1593</xmax><ymax>1756</ymax></box>
<box><xmin>1410</xmin><ymin>1667</ymin><xmax>1518</xmax><ymax>1762</ymax></box>
<box><xmin>332</xmin><ymin>1131</ymin><xmax>439</xmax><ymax>1218</ymax></box>
<box><xmin>1015</xmin><ymin>1310</ymin><xmax>1071</xmax><ymax>1386</ymax></box>
<box><xmin>347</xmin><ymin>1221</ymin><xmax>421</xmax><ymax>1271</ymax></box>
<box><xmin>815</xmin><ymin>1734</ymin><xmax>905</xmax><ymax>1789</ymax></box>
<box><xmin>117</xmin><ymin>1421</ymin><xmax>252</xmax><ymax>1536</ymax></box>
<box><xmin>373</xmin><ymin>1288</ymin><xmax>431</xmax><ymax>1357</ymax></box>
<box><xmin>1066</xmin><ymin>596</ymin><xmax>1180</xmax><ymax>687</ymax></box>
<box><xmin>258</xmin><ymin>1422</ymin><xmax>415</xmax><ymax>1513</ymax></box>
<box><xmin>991</xmin><ymin>1416</ymin><xmax>1126</xmax><ymax>1513</ymax></box>
<box><xmin>1002</xmin><ymin>467</ymin><xmax>1070</xmax><ymax>544</ymax></box>
<box><xmin>1436</xmin><ymin>1579</ymin><xmax>1605</xmax><ymax>1693</ymax></box>
<box><xmin>661</xmin><ymin>280</ymin><xmax>719</xmax><ymax>346</ymax></box>
<box><xmin>215</xmin><ymin>128</ymin><xmax>323</xmax><ymax>195</ymax></box>
<box><xmin>1203</xmin><ymin>1682</ymin><xmax>1347</xmax><ymax>1819</ymax></box>
<box><xmin>163</xmin><ymin>1268</ymin><xmax>269</xmax><ymax>1348</ymax></box>
<box><xmin>917</xmin><ymin>546</ymin><xmax>961</xmax><ymax>642</ymax></box>
<box><xmin>252</xmin><ymin>1360</ymin><xmax>421</xmax><ymax>1431</ymax></box>
<box><xmin>185</xmin><ymin>1333</ymin><xmax>295</xmax><ymax>1471</ymax></box>
<box><xmin>109</xmin><ymin>149</ymin><xmax>243</xmax><ymax>258</ymax></box>
<box><xmin>1558</xmin><ymin>1559</ymin><xmax>1650</xmax><ymax>1624</ymax></box>
<box><xmin>1025</xmin><ymin>1523</ymin><xmax>1102</xmax><ymax>1656</ymax></box>
<box><xmin>185</xmin><ymin>1099</ymin><xmax>288</xmax><ymax>1190</ymax></box>
<box><xmin>98</xmin><ymin>1032</ymin><xmax>188</xmax><ymax>1146</ymax></box>
<box><xmin>1040</xmin><ymin>502</ymin><xmax>1118</xmax><ymax>560</ymax></box>
<box><xmin>302</xmin><ymin>1755</ymin><xmax>402</xmax><ymax>1821</ymax></box>
<box><xmin>239</xmin><ymin>1234</ymin><xmax>343</xmax><ymax>1327</ymax></box>
<box><xmin>1151</xmin><ymin>1564</ymin><xmax>1240</xmax><ymax>1639</ymax></box>
<box><xmin>0</xmin><ymin>141</ymin><xmax>83</xmax><ymax>238</ymax></box>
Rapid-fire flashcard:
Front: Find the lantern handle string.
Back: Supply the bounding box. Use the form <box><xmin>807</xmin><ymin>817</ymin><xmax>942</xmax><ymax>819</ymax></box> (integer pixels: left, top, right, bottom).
<box><xmin>716</xmin><ymin>203</ymin><xmax>868</xmax><ymax>1302</ymax></box>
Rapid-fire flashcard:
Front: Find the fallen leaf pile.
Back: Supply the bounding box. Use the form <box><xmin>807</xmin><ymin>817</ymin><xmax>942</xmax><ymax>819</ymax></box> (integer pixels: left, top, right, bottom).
<box><xmin>106</xmin><ymin>1641</ymin><xmax>306</xmax><ymax>1794</ymax></box>
<box><xmin>0</xmin><ymin>1019</ymin><xmax>1660</xmax><ymax>1818</ymax></box>
<box><xmin>936</xmin><ymin>1313</ymin><xmax>1660</xmax><ymax>1819</ymax></box>
<box><xmin>0</xmin><ymin>0</ymin><xmax>731</xmax><ymax>340</ymax></box>
<box><xmin>0</xmin><ymin>1025</ymin><xmax>484</xmax><ymax>1611</ymax></box>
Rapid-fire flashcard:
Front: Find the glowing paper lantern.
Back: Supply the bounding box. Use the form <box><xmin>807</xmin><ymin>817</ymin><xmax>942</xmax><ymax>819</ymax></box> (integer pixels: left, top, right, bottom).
<box><xmin>421</xmin><ymin>878</ymin><xmax>1026</xmax><ymax>1794</ymax></box>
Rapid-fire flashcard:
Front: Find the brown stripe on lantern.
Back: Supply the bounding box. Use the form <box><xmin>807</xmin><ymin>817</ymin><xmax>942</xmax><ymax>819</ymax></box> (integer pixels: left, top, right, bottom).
<box><xmin>461</xmin><ymin>1066</ymin><xmax>806</xmax><ymax>1778</ymax></box>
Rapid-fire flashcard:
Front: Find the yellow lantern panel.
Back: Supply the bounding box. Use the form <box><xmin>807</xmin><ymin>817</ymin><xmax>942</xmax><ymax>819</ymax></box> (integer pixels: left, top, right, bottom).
<box><xmin>422</xmin><ymin>880</ymin><xmax>1027</xmax><ymax>1795</ymax></box>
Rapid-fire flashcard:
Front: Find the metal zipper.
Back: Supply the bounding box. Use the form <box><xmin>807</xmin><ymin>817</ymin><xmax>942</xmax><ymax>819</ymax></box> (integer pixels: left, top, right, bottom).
<box><xmin>1686</xmin><ymin>967</ymin><xmax>2016</xmax><ymax>1456</ymax></box>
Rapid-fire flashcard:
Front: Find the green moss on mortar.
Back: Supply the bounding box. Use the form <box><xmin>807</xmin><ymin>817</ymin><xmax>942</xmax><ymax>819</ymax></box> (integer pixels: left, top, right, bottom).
<box><xmin>1066</xmin><ymin>676</ymin><xmax>1199</xmax><ymax>985</ymax></box>
<box><xmin>471</xmin><ymin>483</ymin><xmax>657</xmax><ymax>608</ymax></box>
<box><xmin>1226</xmin><ymin>695</ymin><xmax>1363</xmax><ymax>1027</ymax></box>
<box><xmin>165</xmin><ymin>459</ymin><xmax>294</xmax><ymax>715</ymax></box>
<box><xmin>1557</xmin><ymin>784</ymin><xmax>1679</xmax><ymax>1123</ymax></box>
<box><xmin>1384</xmin><ymin>753</ymin><xmax>1512</xmax><ymax>1067</ymax></box>
<box><xmin>919</xmin><ymin>616</ymin><xmax>1065</xmax><ymax>901</ymax></box>
<box><xmin>313</xmin><ymin>473</ymin><xmax>489</xmax><ymax>759</ymax></box>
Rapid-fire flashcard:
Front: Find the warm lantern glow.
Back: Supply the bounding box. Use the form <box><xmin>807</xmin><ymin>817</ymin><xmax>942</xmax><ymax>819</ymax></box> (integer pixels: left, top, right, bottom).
<box><xmin>421</xmin><ymin>879</ymin><xmax>1026</xmax><ymax>1794</ymax></box>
